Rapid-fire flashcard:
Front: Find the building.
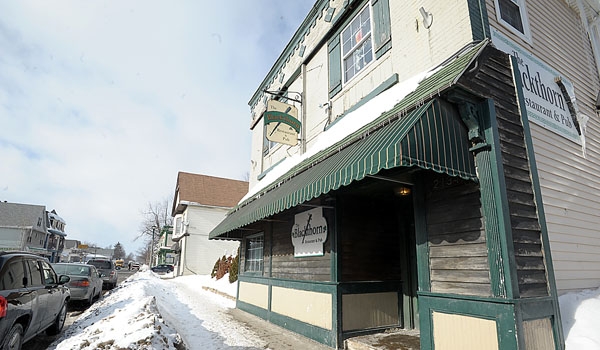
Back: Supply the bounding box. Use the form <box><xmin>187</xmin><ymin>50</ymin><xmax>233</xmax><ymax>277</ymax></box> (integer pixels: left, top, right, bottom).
<box><xmin>209</xmin><ymin>0</ymin><xmax>600</xmax><ymax>348</ymax></box>
<box><xmin>171</xmin><ymin>172</ymin><xmax>248</xmax><ymax>276</ymax></box>
<box><xmin>156</xmin><ymin>225</ymin><xmax>177</xmax><ymax>265</ymax></box>
<box><xmin>0</xmin><ymin>201</ymin><xmax>67</xmax><ymax>262</ymax></box>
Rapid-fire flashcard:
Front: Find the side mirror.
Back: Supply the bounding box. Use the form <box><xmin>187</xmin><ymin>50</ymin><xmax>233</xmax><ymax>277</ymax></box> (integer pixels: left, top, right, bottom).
<box><xmin>59</xmin><ymin>275</ymin><xmax>70</xmax><ymax>284</ymax></box>
<box><xmin>98</xmin><ymin>272</ymin><xmax>106</xmax><ymax>278</ymax></box>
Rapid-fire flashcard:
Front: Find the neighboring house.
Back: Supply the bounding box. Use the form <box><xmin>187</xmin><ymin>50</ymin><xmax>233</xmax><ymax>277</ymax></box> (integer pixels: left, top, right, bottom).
<box><xmin>156</xmin><ymin>225</ymin><xmax>176</xmax><ymax>265</ymax></box>
<box><xmin>0</xmin><ymin>201</ymin><xmax>67</xmax><ymax>262</ymax></box>
<box><xmin>209</xmin><ymin>0</ymin><xmax>600</xmax><ymax>349</ymax></box>
<box><xmin>171</xmin><ymin>172</ymin><xmax>248</xmax><ymax>276</ymax></box>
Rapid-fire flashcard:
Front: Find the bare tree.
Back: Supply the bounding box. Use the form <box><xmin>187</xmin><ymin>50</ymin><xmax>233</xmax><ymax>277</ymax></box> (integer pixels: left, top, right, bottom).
<box><xmin>137</xmin><ymin>199</ymin><xmax>173</xmax><ymax>240</ymax></box>
<box><xmin>137</xmin><ymin>198</ymin><xmax>173</xmax><ymax>265</ymax></box>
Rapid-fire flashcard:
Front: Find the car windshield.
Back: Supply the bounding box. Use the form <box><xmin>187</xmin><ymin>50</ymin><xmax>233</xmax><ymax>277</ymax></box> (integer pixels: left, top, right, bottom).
<box><xmin>53</xmin><ymin>264</ymin><xmax>91</xmax><ymax>276</ymax></box>
<box><xmin>88</xmin><ymin>260</ymin><xmax>111</xmax><ymax>269</ymax></box>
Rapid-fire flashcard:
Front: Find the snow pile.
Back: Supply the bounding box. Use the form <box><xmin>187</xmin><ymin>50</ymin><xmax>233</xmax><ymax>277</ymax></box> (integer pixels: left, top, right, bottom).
<box><xmin>559</xmin><ymin>286</ymin><xmax>600</xmax><ymax>349</ymax></box>
<box><xmin>51</xmin><ymin>274</ymin><xmax>182</xmax><ymax>349</ymax></box>
<box><xmin>49</xmin><ymin>269</ymin><xmax>266</xmax><ymax>349</ymax></box>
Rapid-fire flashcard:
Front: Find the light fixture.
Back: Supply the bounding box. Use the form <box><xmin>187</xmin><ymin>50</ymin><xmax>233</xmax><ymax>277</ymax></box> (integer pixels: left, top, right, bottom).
<box><xmin>394</xmin><ymin>186</ymin><xmax>412</xmax><ymax>196</ymax></box>
<box><xmin>419</xmin><ymin>7</ymin><xmax>433</xmax><ymax>29</ymax></box>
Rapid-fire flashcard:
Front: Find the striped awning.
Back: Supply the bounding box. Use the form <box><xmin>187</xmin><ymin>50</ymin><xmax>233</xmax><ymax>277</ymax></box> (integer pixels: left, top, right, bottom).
<box><xmin>211</xmin><ymin>99</ymin><xmax>477</xmax><ymax>239</ymax></box>
<box><xmin>210</xmin><ymin>41</ymin><xmax>488</xmax><ymax>239</ymax></box>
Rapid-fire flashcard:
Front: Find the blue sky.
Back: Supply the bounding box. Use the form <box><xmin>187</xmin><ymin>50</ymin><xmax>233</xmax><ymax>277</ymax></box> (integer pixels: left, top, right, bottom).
<box><xmin>0</xmin><ymin>1</ymin><xmax>315</xmax><ymax>255</ymax></box>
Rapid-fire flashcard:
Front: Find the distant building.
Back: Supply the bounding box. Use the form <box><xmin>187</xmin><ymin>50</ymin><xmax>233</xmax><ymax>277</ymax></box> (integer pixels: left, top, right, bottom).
<box><xmin>170</xmin><ymin>172</ymin><xmax>248</xmax><ymax>276</ymax></box>
<box><xmin>0</xmin><ymin>201</ymin><xmax>67</xmax><ymax>262</ymax></box>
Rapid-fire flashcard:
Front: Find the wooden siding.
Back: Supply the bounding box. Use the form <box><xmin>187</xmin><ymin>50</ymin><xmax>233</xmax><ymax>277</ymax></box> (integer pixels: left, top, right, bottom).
<box><xmin>182</xmin><ymin>206</ymin><xmax>239</xmax><ymax>275</ymax></box>
<box><xmin>487</xmin><ymin>0</ymin><xmax>600</xmax><ymax>294</ymax></box>
<box><xmin>425</xmin><ymin>173</ymin><xmax>491</xmax><ymax>296</ymax></box>
<box><xmin>240</xmin><ymin>208</ymin><xmax>333</xmax><ymax>282</ymax></box>
<box><xmin>457</xmin><ymin>46</ymin><xmax>549</xmax><ymax>297</ymax></box>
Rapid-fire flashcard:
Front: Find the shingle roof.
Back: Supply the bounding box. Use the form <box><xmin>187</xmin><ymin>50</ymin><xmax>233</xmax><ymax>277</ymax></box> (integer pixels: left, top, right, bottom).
<box><xmin>172</xmin><ymin>172</ymin><xmax>249</xmax><ymax>215</ymax></box>
<box><xmin>0</xmin><ymin>202</ymin><xmax>46</xmax><ymax>228</ymax></box>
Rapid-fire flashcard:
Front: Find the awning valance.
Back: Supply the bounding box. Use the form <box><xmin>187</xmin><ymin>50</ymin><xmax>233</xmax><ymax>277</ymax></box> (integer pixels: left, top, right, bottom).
<box><xmin>210</xmin><ymin>40</ymin><xmax>488</xmax><ymax>239</ymax></box>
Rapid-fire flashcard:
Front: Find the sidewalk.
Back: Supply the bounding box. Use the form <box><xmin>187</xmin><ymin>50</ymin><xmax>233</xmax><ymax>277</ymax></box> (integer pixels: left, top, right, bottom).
<box><xmin>227</xmin><ymin>307</ymin><xmax>333</xmax><ymax>350</ymax></box>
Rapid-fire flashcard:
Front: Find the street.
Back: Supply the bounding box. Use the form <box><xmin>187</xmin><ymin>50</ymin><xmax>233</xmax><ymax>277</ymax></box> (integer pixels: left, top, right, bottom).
<box><xmin>22</xmin><ymin>268</ymin><xmax>136</xmax><ymax>350</ymax></box>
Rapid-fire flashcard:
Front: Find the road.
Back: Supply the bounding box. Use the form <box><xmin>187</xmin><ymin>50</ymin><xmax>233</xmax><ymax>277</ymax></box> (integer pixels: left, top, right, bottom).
<box><xmin>22</xmin><ymin>268</ymin><xmax>137</xmax><ymax>350</ymax></box>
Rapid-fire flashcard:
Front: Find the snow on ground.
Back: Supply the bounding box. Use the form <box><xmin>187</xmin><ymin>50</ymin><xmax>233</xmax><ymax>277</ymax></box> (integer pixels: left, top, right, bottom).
<box><xmin>559</xmin><ymin>286</ymin><xmax>600</xmax><ymax>349</ymax></box>
<box><xmin>49</xmin><ymin>267</ymin><xmax>267</xmax><ymax>350</ymax></box>
<box><xmin>47</xmin><ymin>265</ymin><xmax>600</xmax><ymax>349</ymax></box>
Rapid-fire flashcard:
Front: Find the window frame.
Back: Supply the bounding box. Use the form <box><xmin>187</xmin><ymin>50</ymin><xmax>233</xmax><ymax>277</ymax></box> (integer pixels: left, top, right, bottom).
<box><xmin>244</xmin><ymin>233</ymin><xmax>264</xmax><ymax>274</ymax></box>
<box><xmin>494</xmin><ymin>0</ymin><xmax>531</xmax><ymax>42</ymax></box>
<box><xmin>340</xmin><ymin>4</ymin><xmax>375</xmax><ymax>84</ymax></box>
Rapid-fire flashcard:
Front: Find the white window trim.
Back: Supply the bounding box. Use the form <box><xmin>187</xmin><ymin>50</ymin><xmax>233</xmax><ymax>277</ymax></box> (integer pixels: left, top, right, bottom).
<box><xmin>493</xmin><ymin>0</ymin><xmax>532</xmax><ymax>42</ymax></box>
<box><xmin>341</xmin><ymin>4</ymin><xmax>374</xmax><ymax>85</ymax></box>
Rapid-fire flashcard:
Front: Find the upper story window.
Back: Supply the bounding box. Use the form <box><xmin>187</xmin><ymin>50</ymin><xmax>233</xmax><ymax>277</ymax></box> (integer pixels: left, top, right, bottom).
<box><xmin>263</xmin><ymin>122</ymin><xmax>277</xmax><ymax>155</ymax></box>
<box><xmin>494</xmin><ymin>0</ymin><xmax>531</xmax><ymax>40</ymax></box>
<box><xmin>328</xmin><ymin>0</ymin><xmax>391</xmax><ymax>98</ymax></box>
<box><xmin>342</xmin><ymin>5</ymin><xmax>373</xmax><ymax>83</ymax></box>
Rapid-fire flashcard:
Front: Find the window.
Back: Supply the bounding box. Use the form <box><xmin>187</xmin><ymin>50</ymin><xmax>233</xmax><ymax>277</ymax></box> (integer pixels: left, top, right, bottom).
<box><xmin>495</xmin><ymin>0</ymin><xmax>530</xmax><ymax>40</ymax></box>
<box><xmin>26</xmin><ymin>260</ymin><xmax>43</xmax><ymax>286</ymax></box>
<box><xmin>244</xmin><ymin>234</ymin><xmax>264</xmax><ymax>273</ymax></box>
<box><xmin>41</xmin><ymin>261</ymin><xmax>57</xmax><ymax>285</ymax></box>
<box><xmin>263</xmin><ymin>123</ymin><xmax>277</xmax><ymax>154</ymax></box>
<box><xmin>1</xmin><ymin>261</ymin><xmax>26</xmax><ymax>290</ymax></box>
<box><xmin>328</xmin><ymin>0</ymin><xmax>391</xmax><ymax>98</ymax></box>
<box><xmin>342</xmin><ymin>5</ymin><xmax>373</xmax><ymax>83</ymax></box>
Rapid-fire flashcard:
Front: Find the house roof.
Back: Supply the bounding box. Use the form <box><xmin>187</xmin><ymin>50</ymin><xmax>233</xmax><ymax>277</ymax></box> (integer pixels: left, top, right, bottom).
<box><xmin>172</xmin><ymin>172</ymin><xmax>249</xmax><ymax>215</ymax></box>
<box><xmin>0</xmin><ymin>202</ymin><xmax>46</xmax><ymax>230</ymax></box>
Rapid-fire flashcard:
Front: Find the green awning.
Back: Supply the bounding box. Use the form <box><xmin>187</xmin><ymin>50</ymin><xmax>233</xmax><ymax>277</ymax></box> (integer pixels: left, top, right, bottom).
<box><xmin>210</xmin><ymin>41</ymin><xmax>487</xmax><ymax>239</ymax></box>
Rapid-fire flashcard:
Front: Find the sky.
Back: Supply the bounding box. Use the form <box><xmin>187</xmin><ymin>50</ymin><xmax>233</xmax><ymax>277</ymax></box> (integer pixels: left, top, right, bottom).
<box><xmin>44</xmin><ymin>268</ymin><xmax>600</xmax><ymax>349</ymax></box>
<box><xmin>0</xmin><ymin>1</ymin><xmax>315</xmax><ymax>254</ymax></box>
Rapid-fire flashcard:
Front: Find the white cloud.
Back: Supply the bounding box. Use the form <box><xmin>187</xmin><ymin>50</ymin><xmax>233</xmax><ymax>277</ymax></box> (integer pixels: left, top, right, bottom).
<box><xmin>0</xmin><ymin>0</ymin><xmax>314</xmax><ymax>253</ymax></box>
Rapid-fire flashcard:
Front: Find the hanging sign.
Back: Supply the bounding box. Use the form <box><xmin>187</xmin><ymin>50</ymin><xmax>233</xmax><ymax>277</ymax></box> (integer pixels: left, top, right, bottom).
<box><xmin>291</xmin><ymin>207</ymin><xmax>328</xmax><ymax>257</ymax></box>
<box><xmin>264</xmin><ymin>99</ymin><xmax>300</xmax><ymax>146</ymax></box>
<box><xmin>491</xmin><ymin>28</ymin><xmax>581</xmax><ymax>144</ymax></box>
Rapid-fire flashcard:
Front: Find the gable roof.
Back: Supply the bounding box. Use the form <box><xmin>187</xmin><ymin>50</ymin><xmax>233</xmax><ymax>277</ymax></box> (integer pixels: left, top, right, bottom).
<box><xmin>0</xmin><ymin>202</ymin><xmax>47</xmax><ymax>230</ymax></box>
<box><xmin>172</xmin><ymin>172</ymin><xmax>249</xmax><ymax>216</ymax></box>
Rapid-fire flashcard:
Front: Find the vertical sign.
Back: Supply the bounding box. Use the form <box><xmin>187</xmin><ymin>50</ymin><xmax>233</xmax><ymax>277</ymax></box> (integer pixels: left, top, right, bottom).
<box><xmin>491</xmin><ymin>28</ymin><xmax>581</xmax><ymax>144</ymax></box>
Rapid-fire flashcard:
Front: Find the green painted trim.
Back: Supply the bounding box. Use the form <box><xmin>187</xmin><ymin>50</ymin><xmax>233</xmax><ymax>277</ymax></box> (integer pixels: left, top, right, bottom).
<box><xmin>270</xmin><ymin>311</ymin><xmax>337</xmax><ymax>347</ymax></box>
<box><xmin>237</xmin><ymin>300</ymin><xmax>269</xmax><ymax>320</ymax></box>
<box><xmin>419</xmin><ymin>293</ymin><xmax>519</xmax><ymax>350</ymax></box>
<box><xmin>238</xmin><ymin>275</ymin><xmax>337</xmax><ymax>293</ymax></box>
<box><xmin>338</xmin><ymin>281</ymin><xmax>402</xmax><ymax>294</ymax></box>
<box><xmin>467</xmin><ymin>0</ymin><xmax>491</xmax><ymax>41</ymax></box>
<box><xmin>325</xmin><ymin>74</ymin><xmax>399</xmax><ymax>131</ymax></box>
<box><xmin>413</xmin><ymin>174</ymin><xmax>430</xmax><ymax>293</ymax></box>
<box><xmin>510</xmin><ymin>56</ymin><xmax>565</xmax><ymax>349</ymax></box>
<box><xmin>479</xmin><ymin>98</ymin><xmax>519</xmax><ymax>299</ymax></box>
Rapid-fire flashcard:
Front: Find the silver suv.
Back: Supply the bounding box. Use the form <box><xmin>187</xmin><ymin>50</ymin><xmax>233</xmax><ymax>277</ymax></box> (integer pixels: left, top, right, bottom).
<box><xmin>86</xmin><ymin>259</ymin><xmax>118</xmax><ymax>289</ymax></box>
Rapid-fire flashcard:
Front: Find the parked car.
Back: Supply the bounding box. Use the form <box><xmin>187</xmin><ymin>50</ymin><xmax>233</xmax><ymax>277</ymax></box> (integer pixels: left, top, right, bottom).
<box><xmin>150</xmin><ymin>264</ymin><xmax>174</xmax><ymax>274</ymax></box>
<box><xmin>128</xmin><ymin>261</ymin><xmax>140</xmax><ymax>270</ymax></box>
<box><xmin>86</xmin><ymin>259</ymin><xmax>118</xmax><ymax>289</ymax></box>
<box><xmin>0</xmin><ymin>251</ymin><xmax>71</xmax><ymax>350</ymax></box>
<box><xmin>52</xmin><ymin>263</ymin><xmax>103</xmax><ymax>305</ymax></box>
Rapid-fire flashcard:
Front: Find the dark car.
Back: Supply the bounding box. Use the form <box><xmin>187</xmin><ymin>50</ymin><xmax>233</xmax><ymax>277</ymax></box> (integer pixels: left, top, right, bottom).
<box><xmin>0</xmin><ymin>251</ymin><xmax>71</xmax><ymax>350</ymax></box>
<box><xmin>86</xmin><ymin>259</ymin><xmax>118</xmax><ymax>289</ymax></box>
<box><xmin>150</xmin><ymin>264</ymin><xmax>174</xmax><ymax>274</ymax></box>
<box><xmin>52</xmin><ymin>263</ymin><xmax>103</xmax><ymax>305</ymax></box>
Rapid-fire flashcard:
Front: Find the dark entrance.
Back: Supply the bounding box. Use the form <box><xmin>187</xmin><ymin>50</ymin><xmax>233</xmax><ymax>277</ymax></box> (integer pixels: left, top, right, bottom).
<box><xmin>336</xmin><ymin>171</ymin><xmax>418</xmax><ymax>338</ymax></box>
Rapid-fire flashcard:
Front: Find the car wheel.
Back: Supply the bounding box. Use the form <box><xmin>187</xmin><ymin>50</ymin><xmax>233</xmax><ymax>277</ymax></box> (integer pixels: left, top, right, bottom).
<box><xmin>46</xmin><ymin>300</ymin><xmax>67</xmax><ymax>335</ymax></box>
<box><xmin>1</xmin><ymin>323</ymin><xmax>23</xmax><ymax>350</ymax></box>
<box><xmin>87</xmin><ymin>290</ymin><xmax>95</xmax><ymax>306</ymax></box>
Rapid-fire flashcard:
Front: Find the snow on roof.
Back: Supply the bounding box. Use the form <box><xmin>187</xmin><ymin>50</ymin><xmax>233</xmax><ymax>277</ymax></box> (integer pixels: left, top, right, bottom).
<box><xmin>241</xmin><ymin>66</ymin><xmax>441</xmax><ymax>204</ymax></box>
